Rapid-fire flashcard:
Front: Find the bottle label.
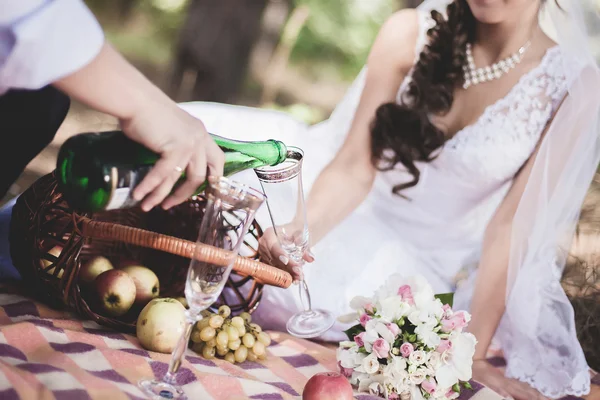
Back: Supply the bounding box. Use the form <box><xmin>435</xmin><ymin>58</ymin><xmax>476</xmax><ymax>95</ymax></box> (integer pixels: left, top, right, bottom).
<box><xmin>105</xmin><ymin>165</ymin><xmax>152</xmax><ymax>210</ymax></box>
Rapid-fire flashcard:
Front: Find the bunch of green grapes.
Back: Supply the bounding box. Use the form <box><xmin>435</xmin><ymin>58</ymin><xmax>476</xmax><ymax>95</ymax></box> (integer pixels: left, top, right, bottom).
<box><xmin>190</xmin><ymin>305</ymin><xmax>271</xmax><ymax>364</ymax></box>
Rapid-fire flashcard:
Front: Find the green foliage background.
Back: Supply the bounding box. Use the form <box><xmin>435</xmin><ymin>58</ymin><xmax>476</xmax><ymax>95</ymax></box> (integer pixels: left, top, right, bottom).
<box><xmin>85</xmin><ymin>0</ymin><xmax>400</xmax><ymax>87</ymax></box>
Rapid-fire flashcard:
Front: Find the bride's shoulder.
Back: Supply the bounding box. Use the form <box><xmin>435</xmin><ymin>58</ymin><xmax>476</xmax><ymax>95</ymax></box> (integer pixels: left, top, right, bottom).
<box><xmin>368</xmin><ymin>9</ymin><xmax>421</xmax><ymax>76</ymax></box>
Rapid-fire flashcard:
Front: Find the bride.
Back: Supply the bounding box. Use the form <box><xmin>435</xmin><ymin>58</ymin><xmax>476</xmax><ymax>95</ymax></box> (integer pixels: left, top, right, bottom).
<box><xmin>181</xmin><ymin>0</ymin><xmax>598</xmax><ymax>398</ymax></box>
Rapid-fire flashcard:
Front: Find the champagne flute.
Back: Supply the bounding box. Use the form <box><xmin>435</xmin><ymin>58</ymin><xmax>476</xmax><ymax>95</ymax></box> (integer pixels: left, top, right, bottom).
<box><xmin>138</xmin><ymin>176</ymin><xmax>265</xmax><ymax>400</ymax></box>
<box><xmin>255</xmin><ymin>148</ymin><xmax>334</xmax><ymax>339</ymax></box>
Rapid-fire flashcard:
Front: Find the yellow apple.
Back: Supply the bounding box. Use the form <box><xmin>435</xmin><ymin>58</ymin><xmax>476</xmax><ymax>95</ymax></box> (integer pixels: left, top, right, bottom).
<box><xmin>79</xmin><ymin>256</ymin><xmax>114</xmax><ymax>285</ymax></box>
<box><xmin>120</xmin><ymin>265</ymin><xmax>159</xmax><ymax>307</ymax></box>
<box><xmin>39</xmin><ymin>245</ymin><xmax>64</xmax><ymax>278</ymax></box>
<box><xmin>137</xmin><ymin>298</ymin><xmax>186</xmax><ymax>354</ymax></box>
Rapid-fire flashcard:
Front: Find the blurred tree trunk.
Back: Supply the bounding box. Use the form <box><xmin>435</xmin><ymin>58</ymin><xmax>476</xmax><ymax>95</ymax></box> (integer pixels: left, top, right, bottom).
<box><xmin>403</xmin><ymin>0</ymin><xmax>422</xmax><ymax>8</ymax></box>
<box><xmin>169</xmin><ymin>0</ymin><xmax>270</xmax><ymax>103</ymax></box>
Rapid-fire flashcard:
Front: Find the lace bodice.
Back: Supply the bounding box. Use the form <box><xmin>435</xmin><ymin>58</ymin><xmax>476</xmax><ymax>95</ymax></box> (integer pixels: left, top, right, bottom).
<box><xmin>399</xmin><ymin>11</ymin><xmax>567</xmax><ymax>185</ymax></box>
<box><xmin>369</xmin><ymin>11</ymin><xmax>568</xmax><ymax>237</ymax></box>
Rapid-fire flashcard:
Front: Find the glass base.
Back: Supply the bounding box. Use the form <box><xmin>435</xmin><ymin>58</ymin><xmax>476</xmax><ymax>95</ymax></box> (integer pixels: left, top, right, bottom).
<box><xmin>138</xmin><ymin>379</ymin><xmax>186</xmax><ymax>400</ymax></box>
<box><xmin>286</xmin><ymin>309</ymin><xmax>335</xmax><ymax>339</ymax></box>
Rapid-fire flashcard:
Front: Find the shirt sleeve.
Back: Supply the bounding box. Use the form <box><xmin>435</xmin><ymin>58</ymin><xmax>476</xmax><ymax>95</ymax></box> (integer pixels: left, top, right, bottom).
<box><xmin>0</xmin><ymin>0</ymin><xmax>105</xmax><ymax>94</ymax></box>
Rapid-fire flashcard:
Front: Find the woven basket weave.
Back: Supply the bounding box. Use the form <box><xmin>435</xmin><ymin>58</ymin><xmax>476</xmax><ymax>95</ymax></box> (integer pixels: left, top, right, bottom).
<box><xmin>8</xmin><ymin>172</ymin><xmax>291</xmax><ymax>333</ymax></box>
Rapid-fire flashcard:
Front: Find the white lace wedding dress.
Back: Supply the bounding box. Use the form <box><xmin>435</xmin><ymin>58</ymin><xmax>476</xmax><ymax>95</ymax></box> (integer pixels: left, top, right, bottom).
<box><xmin>180</xmin><ymin>7</ymin><xmax>568</xmax><ymax>343</ymax></box>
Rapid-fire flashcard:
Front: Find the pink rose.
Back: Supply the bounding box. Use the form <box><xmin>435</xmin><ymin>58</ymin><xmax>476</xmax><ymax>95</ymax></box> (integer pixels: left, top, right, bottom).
<box><xmin>354</xmin><ymin>332</ymin><xmax>366</xmax><ymax>347</ymax></box>
<box><xmin>372</xmin><ymin>338</ymin><xmax>390</xmax><ymax>359</ymax></box>
<box><xmin>442</xmin><ymin>304</ymin><xmax>452</xmax><ymax>317</ymax></box>
<box><xmin>364</xmin><ymin>303</ymin><xmax>375</xmax><ymax>314</ymax></box>
<box><xmin>388</xmin><ymin>393</ymin><xmax>399</xmax><ymax>400</ymax></box>
<box><xmin>338</xmin><ymin>361</ymin><xmax>353</xmax><ymax>378</ymax></box>
<box><xmin>445</xmin><ymin>389</ymin><xmax>459</xmax><ymax>399</ymax></box>
<box><xmin>359</xmin><ymin>313</ymin><xmax>372</xmax><ymax>327</ymax></box>
<box><xmin>397</xmin><ymin>285</ymin><xmax>415</xmax><ymax>305</ymax></box>
<box><xmin>421</xmin><ymin>378</ymin><xmax>437</xmax><ymax>395</ymax></box>
<box><xmin>387</xmin><ymin>323</ymin><xmax>401</xmax><ymax>337</ymax></box>
<box><xmin>400</xmin><ymin>342</ymin><xmax>414</xmax><ymax>358</ymax></box>
<box><xmin>449</xmin><ymin>311</ymin><xmax>468</xmax><ymax>331</ymax></box>
<box><xmin>436</xmin><ymin>339</ymin><xmax>452</xmax><ymax>353</ymax></box>
<box><xmin>441</xmin><ymin>319</ymin><xmax>456</xmax><ymax>333</ymax></box>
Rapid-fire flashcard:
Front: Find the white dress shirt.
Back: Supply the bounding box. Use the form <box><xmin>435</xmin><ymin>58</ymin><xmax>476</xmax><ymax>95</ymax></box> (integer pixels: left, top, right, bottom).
<box><xmin>0</xmin><ymin>0</ymin><xmax>104</xmax><ymax>95</ymax></box>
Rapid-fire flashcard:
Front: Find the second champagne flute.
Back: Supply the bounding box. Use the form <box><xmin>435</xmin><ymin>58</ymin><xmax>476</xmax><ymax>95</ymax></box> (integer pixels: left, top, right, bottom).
<box><xmin>138</xmin><ymin>176</ymin><xmax>265</xmax><ymax>399</ymax></box>
<box><xmin>255</xmin><ymin>148</ymin><xmax>334</xmax><ymax>339</ymax></box>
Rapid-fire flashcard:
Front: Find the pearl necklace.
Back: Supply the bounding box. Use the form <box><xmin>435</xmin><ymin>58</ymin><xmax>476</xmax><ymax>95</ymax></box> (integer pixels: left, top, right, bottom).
<box><xmin>462</xmin><ymin>41</ymin><xmax>531</xmax><ymax>89</ymax></box>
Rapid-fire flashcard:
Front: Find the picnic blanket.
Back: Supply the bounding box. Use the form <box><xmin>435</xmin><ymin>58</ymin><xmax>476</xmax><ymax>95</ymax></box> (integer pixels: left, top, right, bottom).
<box><xmin>0</xmin><ymin>284</ymin><xmax>596</xmax><ymax>400</ymax></box>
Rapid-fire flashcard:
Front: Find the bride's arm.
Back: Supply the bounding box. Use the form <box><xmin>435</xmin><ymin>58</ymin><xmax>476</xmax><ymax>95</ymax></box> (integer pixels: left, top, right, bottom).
<box><xmin>307</xmin><ymin>10</ymin><xmax>419</xmax><ymax>245</ymax></box>
<box><xmin>260</xmin><ymin>9</ymin><xmax>420</xmax><ymax>271</ymax></box>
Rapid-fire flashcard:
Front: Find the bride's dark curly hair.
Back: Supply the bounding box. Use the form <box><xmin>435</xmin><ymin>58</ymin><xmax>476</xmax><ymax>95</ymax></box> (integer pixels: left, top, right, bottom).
<box><xmin>370</xmin><ymin>0</ymin><xmax>476</xmax><ymax>195</ymax></box>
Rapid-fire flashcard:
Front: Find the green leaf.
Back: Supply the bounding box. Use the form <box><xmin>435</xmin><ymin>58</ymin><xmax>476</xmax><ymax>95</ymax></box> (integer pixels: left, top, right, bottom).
<box><xmin>344</xmin><ymin>324</ymin><xmax>364</xmax><ymax>341</ymax></box>
<box><xmin>462</xmin><ymin>381</ymin><xmax>473</xmax><ymax>390</ymax></box>
<box><xmin>435</xmin><ymin>293</ymin><xmax>454</xmax><ymax>307</ymax></box>
<box><xmin>452</xmin><ymin>383</ymin><xmax>461</xmax><ymax>393</ymax></box>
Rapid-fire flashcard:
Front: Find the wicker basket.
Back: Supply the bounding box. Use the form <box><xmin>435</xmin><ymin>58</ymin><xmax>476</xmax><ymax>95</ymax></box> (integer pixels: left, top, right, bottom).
<box><xmin>8</xmin><ymin>172</ymin><xmax>291</xmax><ymax>333</ymax></box>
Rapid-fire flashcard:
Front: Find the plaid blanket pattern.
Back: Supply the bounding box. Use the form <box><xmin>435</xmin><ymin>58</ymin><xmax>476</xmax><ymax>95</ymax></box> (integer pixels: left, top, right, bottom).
<box><xmin>0</xmin><ymin>287</ymin><xmax>595</xmax><ymax>400</ymax></box>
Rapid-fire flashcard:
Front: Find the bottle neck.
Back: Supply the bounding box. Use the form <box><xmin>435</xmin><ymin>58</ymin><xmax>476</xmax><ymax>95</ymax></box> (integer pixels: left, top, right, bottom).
<box><xmin>210</xmin><ymin>134</ymin><xmax>287</xmax><ymax>166</ymax></box>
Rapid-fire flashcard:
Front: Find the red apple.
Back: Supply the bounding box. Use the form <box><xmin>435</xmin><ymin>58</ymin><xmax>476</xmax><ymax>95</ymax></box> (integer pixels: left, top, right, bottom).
<box><xmin>79</xmin><ymin>256</ymin><xmax>114</xmax><ymax>285</ymax></box>
<box><xmin>94</xmin><ymin>269</ymin><xmax>136</xmax><ymax>317</ymax></box>
<box><xmin>39</xmin><ymin>245</ymin><xmax>64</xmax><ymax>278</ymax></box>
<box><xmin>302</xmin><ymin>372</ymin><xmax>354</xmax><ymax>400</ymax></box>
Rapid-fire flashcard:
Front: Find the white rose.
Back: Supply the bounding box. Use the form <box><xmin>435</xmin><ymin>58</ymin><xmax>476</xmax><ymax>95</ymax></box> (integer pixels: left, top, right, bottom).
<box><xmin>409</xmin><ymin>350</ymin><xmax>428</xmax><ymax>365</ymax></box>
<box><xmin>408</xmin><ymin>363</ymin><xmax>418</xmax><ymax>374</ymax></box>
<box><xmin>361</xmin><ymin>353</ymin><xmax>380</xmax><ymax>375</ymax></box>
<box><xmin>409</xmin><ymin>369</ymin><xmax>426</xmax><ymax>385</ymax></box>
<box><xmin>427</xmin><ymin>351</ymin><xmax>442</xmax><ymax>370</ymax></box>
<box><xmin>441</xmin><ymin>350</ymin><xmax>450</xmax><ymax>365</ymax></box>
<box><xmin>418</xmin><ymin>365</ymin><xmax>434</xmax><ymax>377</ymax></box>
<box><xmin>435</xmin><ymin>332</ymin><xmax>477</xmax><ymax>389</ymax></box>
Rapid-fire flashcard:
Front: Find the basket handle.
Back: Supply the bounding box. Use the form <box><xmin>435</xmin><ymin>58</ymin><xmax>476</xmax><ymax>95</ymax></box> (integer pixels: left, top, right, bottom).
<box><xmin>80</xmin><ymin>217</ymin><xmax>292</xmax><ymax>288</ymax></box>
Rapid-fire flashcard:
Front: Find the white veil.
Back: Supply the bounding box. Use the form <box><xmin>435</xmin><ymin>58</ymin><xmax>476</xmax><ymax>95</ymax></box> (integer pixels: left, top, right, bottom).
<box><xmin>310</xmin><ymin>0</ymin><xmax>598</xmax><ymax>398</ymax></box>
<box><xmin>498</xmin><ymin>0</ymin><xmax>598</xmax><ymax>397</ymax></box>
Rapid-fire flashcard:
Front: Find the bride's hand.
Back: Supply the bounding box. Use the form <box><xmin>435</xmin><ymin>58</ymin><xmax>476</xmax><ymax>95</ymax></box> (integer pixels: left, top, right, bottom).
<box><xmin>472</xmin><ymin>360</ymin><xmax>549</xmax><ymax>400</ymax></box>
<box><xmin>258</xmin><ymin>227</ymin><xmax>314</xmax><ymax>281</ymax></box>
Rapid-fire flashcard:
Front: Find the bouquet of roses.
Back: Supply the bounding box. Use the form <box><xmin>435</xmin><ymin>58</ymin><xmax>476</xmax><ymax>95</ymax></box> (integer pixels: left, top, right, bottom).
<box><xmin>336</xmin><ymin>275</ymin><xmax>477</xmax><ymax>400</ymax></box>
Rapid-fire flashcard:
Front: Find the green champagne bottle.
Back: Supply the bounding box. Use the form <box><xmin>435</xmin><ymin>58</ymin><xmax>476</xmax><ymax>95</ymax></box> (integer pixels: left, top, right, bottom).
<box><xmin>56</xmin><ymin>131</ymin><xmax>288</xmax><ymax>212</ymax></box>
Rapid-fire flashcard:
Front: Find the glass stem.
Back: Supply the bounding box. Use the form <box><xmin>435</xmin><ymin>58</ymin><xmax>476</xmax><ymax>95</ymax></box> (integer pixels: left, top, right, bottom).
<box><xmin>298</xmin><ymin>279</ymin><xmax>312</xmax><ymax>312</ymax></box>
<box><xmin>163</xmin><ymin>311</ymin><xmax>196</xmax><ymax>385</ymax></box>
